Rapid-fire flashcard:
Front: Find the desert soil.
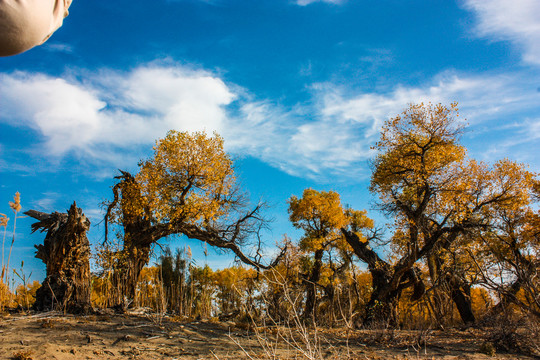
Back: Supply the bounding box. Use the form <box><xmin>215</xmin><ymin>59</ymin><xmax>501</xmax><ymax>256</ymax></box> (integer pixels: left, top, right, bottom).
<box><xmin>0</xmin><ymin>311</ymin><xmax>536</xmax><ymax>360</ymax></box>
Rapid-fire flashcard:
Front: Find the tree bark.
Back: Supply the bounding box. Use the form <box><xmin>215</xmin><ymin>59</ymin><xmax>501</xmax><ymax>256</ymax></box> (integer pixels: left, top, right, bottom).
<box><xmin>105</xmin><ymin>170</ymin><xmax>286</xmax><ymax>307</ymax></box>
<box><xmin>341</xmin><ymin>228</ymin><xmax>425</xmax><ymax>327</ymax></box>
<box><xmin>426</xmin><ymin>254</ymin><xmax>447</xmax><ymax>328</ymax></box>
<box><xmin>104</xmin><ymin>171</ymin><xmax>154</xmax><ymax>307</ymax></box>
<box><xmin>446</xmin><ymin>273</ymin><xmax>476</xmax><ymax>324</ymax></box>
<box><xmin>427</xmin><ymin>252</ymin><xmax>476</xmax><ymax>326</ymax></box>
<box><xmin>302</xmin><ymin>248</ymin><xmax>324</xmax><ymax>321</ymax></box>
<box><xmin>111</xmin><ymin>241</ymin><xmax>153</xmax><ymax>307</ymax></box>
<box><xmin>25</xmin><ymin>202</ymin><xmax>92</xmax><ymax>313</ymax></box>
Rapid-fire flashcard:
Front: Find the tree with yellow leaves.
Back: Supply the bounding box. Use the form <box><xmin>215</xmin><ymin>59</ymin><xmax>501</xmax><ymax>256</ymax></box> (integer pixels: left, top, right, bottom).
<box><xmin>468</xmin><ymin>170</ymin><xmax>540</xmax><ymax>318</ymax></box>
<box><xmin>288</xmin><ymin>188</ymin><xmax>373</xmax><ymax>322</ymax></box>
<box><xmin>104</xmin><ymin>131</ymin><xmax>284</xmax><ymax>303</ymax></box>
<box><xmin>343</xmin><ymin>103</ymin><xmax>533</xmax><ymax>326</ymax></box>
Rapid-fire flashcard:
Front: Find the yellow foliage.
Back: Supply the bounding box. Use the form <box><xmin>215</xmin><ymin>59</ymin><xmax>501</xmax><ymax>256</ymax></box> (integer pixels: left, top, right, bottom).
<box><xmin>371</xmin><ymin>103</ymin><xmax>535</xmax><ymax>256</ymax></box>
<box><xmin>346</xmin><ymin>208</ymin><xmax>374</xmax><ymax>232</ymax></box>
<box><xmin>14</xmin><ymin>280</ymin><xmax>40</xmax><ymax>309</ymax></box>
<box><xmin>0</xmin><ymin>279</ymin><xmax>11</xmax><ymax>309</ymax></box>
<box><xmin>471</xmin><ymin>287</ymin><xmax>492</xmax><ymax>318</ymax></box>
<box><xmin>371</xmin><ymin>102</ymin><xmax>466</xmax><ymax>199</ymax></box>
<box><xmin>0</xmin><ymin>213</ymin><xmax>8</xmax><ymax>227</ymax></box>
<box><xmin>288</xmin><ymin>188</ymin><xmax>372</xmax><ymax>253</ymax></box>
<box><xmin>289</xmin><ymin>189</ymin><xmax>347</xmax><ymax>251</ymax></box>
<box><xmin>137</xmin><ymin>130</ymin><xmax>236</xmax><ymax>224</ymax></box>
<box><xmin>0</xmin><ymin>279</ymin><xmax>39</xmax><ymax>310</ymax></box>
<box><xmin>9</xmin><ymin>192</ymin><xmax>22</xmax><ymax>213</ymax></box>
<box><xmin>212</xmin><ymin>266</ymin><xmax>258</xmax><ymax>313</ymax></box>
<box><xmin>213</xmin><ymin>266</ymin><xmax>256</xmax><ymax>290</ymax></box>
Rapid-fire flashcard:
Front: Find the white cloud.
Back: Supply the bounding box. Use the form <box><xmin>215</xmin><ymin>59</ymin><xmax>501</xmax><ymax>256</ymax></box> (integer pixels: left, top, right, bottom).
<box><xmin>497</xmin><ymin>117</ymin><xmax>540</xmax><ymax>149</ymax></box>
<box><xmin>289</xmin><ymin>71</ymin><xmax>540</xmax><ymax>176</ymax></box>
<box><xmin>224</xmin><ymin>100</ymin><xmax>373</xmax><ymax>179</ymax></box>
<box><xmin>0</xmin><ymin>74</ymin><xmax>105</xmax><ymax>155</ymax></box>
<box><xmin>464</xmin><ymin>0</ymin><xmax>540</xmax><ymax>65</ymax></box>
<box><xmin>33</xmin><ymin>192</ymin><xmax>61</xmax><ymax>211</ymax></box>
<box><xmin>228</xmin><ymin>71</ymin><xmax>539</xmax><ymax>180</ymax></box>
<box><xmin>295</xmin><ymin>0</ymin><xmax>344</xmax><ymax>6</ymax></box>
<box><xmin>42</xmin><ymin>42</ymin><xmax>74</xmax><ymax>54</ymax></box>
<box><xmin>1</xmin><ymin>65</ymin><xmax>375</xmax><ymax>181</ymax></box>
<box><xmin>318</xmin><ymin>71</ymin><xmax>540</xmax><ymax>129</ymax></box>
<box><xmin>529</xmin><ymin>118</ymin><xmax>540</xmax><ymax>139</ymax></box>
<box><xmin>1</xmin><ymin>64</ymin><xmax>539</xmax><ymax>182</ymax></box>
<box><xmin>82</xmin><ymin>207</ymin><xmax>105</xmax><ymax>224</ymax></box>
<box><xmin>0</xmin><ymin>66</ymin><xmax>235</xmax><ymax>160</ymax></box>
<box><xmin>119</xmin><ymin>67</ymin><xmax>234</xmax><ymax>133</ymax></box>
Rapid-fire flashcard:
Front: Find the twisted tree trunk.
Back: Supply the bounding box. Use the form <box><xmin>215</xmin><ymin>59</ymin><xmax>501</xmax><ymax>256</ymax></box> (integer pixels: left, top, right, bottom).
<box><xmin>341</xmin><ymin>229</ymin><xmax>425</xmax><ymax>327</ymax></box>
<box><xmin>105</xmin><ymin>170</ymin><xmax>285</xmax><ymax>308</ymax></box>
<box><xmin>446</xmin><ymin>273</ymin><xmax>476</xmax><ymax>324</ymax></box>
<box><xmin>25</xmin><ymin>202</ymin><xmax>92</xmax><ymax>313</ymax></box>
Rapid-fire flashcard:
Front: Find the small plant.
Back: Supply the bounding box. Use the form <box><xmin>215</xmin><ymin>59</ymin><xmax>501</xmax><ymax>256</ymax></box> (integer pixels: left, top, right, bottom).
<box><xmin>229</xmin><ymin>270</ymin><xmax>328</xmax><ymax>360</ymax></box>
<box><xmin>479</xmin><ymin>341</ymin><xmax>496</xmax><ymax>356</ymax></box>
<box><xmin>40</xmin><ymin>319</ymin><xmax>56</xmax><ymax>328</ymax></box>
<box><xmin>146</xmin><ymin>276</ymin><xmax>168</xmax><ymax>326</ymax></box>
<box><xmin>1</xmin><ymin>192</ymin><xmax>22</xmax><ymax>311</ymax></box>
<box><xmin>12</xmin><ymin>350</ymin><xmax>33</xmax><ymax>360</ymax></box>
<box><xmin>13</xmin><ymin>261</ymin><xmax>34</xmax><ymax>310</ymax></box>
<box><xmin>1</xmin><ymin>193</ymin><xmax>22</xmax><ymax>311</ymax></box>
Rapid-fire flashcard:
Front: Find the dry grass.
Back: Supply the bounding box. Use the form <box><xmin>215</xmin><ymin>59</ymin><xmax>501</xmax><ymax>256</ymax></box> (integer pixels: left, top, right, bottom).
<box><xmin>3</xmin><ymin>314</ymin><xmax>539</xmax><ymax>360</ymax></box>
<box><xmin>484</xmin><ymin>315</ymin><xmax>540</xmax><ymax>356</ymax></box>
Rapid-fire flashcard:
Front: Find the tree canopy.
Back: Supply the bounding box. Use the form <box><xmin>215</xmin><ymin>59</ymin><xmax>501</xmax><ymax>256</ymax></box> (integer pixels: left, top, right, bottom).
<box><xmin>103</xmin><ymin>130</ymin><xmax>283</xmax><ymax>304</ymax></box>
<box><xmin>136</xmin><ymin>131</ymin><xmax>238</xmax><ymax>224</ymax></box>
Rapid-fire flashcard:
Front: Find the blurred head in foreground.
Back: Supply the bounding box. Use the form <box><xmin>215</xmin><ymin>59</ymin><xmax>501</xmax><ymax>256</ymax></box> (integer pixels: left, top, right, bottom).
<box><xmin>0</xmin><ymin>0</ymin><xmax>72</xmax><ymax>57</ymax></box>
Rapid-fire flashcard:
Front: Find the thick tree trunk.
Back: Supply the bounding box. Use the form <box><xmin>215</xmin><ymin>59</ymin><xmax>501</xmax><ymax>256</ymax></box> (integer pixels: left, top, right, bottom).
<box><xmin>25</xmin><ymin>202</ymin><xmax>92</xmax><ymax>313</ymax></box>
<box><xmin>364</xmin><ymin>273</ymin><xmax>400</xmax><ymax>326</ymax></box>
<box><xmin>105</xmin><ymin>170</ymin><xmax>286</xmax><ymax>308</ymax></box>
<box><xmin>302</xmin><ymin>249</ymin><xmax>324</xmax><ymax>321</ymax></box>
<box><xmin>342</xmin><ymin>229</ymin><xmax>425</xmax><ymax>327</ymax></box>
<box><xmin>426</xmin><ymin>254</ymin><xmax>447</xmax><ymax>328</ymax></box>
<box><xmin>105</xmin><ymin>171</ymin><xmax>154</xmax><ymax>307</ymax></box>
<box><xmin>446</xmin><ymin>274</ymin><xmax>476</xmax><ymax>324</ymax></box>
<box><xmin>363</xmin><ymin>266</ymin><xmax>425</xmax><ymax>326</ymax></box>
<box><xmin>268</xmin><ymin>289</ymin><xmax>284</xmax><ymax>321</ymax></box>
<box><xmin>110</xmin><ymin>240</ymin><xmax>152</xmax><ymax>307</ymax></box>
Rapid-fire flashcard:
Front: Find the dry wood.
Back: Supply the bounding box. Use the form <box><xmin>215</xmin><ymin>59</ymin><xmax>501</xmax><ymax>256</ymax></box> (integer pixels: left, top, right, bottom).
<box><xmin>25</xmin><ymin>202</ymin><xmax>92</xmax><ymax>313</ymax></box>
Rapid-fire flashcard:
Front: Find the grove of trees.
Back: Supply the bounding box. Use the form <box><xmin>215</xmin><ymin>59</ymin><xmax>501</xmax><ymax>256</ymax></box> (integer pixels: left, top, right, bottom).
<box><xmin>1</xmin><ymin>103</ymin><xmax>538</xmax><ymax>335</ymax></box>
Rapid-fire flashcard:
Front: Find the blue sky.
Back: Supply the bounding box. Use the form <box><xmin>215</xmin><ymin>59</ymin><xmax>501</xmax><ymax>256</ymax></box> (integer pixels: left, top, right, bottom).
<box><xmin>1</xmin><ymin>0</ymin><xmax>540</xmax><ymax>282</ymax></box>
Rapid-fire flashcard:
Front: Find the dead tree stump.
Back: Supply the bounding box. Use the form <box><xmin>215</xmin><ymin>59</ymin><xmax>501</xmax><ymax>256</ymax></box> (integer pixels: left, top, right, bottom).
<box><xmin>25</xmin><ymin>202</ymin><xmax>92</xmax><ymax>313</ymax></box>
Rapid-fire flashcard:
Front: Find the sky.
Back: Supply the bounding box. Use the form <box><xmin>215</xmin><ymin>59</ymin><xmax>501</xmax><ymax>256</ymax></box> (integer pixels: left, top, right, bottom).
<box><xmin>1</xmin><ymin>0</ymin><xmax>540</xmax><ymax>283</ymax></box>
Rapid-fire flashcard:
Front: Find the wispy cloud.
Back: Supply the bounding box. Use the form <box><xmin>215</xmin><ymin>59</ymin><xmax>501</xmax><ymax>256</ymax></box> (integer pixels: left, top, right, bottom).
<box><xmin>1</xmin><ymin>65</ymin><xmax>539</xmax><ymax>182</ymax></box>
<box><xmin>231</xmin><ymin>70</ymin><xmax>540</xmax><ymax>180</ymax></box>
<box><xmin>33</xmin><ymin>192</ymin><xmax>61</xmax><ymax>211</ymax></box>
<box><xmin>489</xmin><ymin>117</ymin><xmax>540</xmax><ymax>153</ymax></box>
<box><xmin>295</xmin><ymin>0</ymin><xmax>344</xmax><ymax>6</ymax></box>
<box><xmin>463</xmin><ymin>0</ymin><xmax>540</xmax><ymax>66</ymax></box>
<box><xmin>0</xmin><ymin>66</ymin><xmax>234</xmax><ymax>161</ymax></box>
<box><xmin>83</xmin><ymin>207</ymin><xmax>105</xmax><ymax>224</ymax></box>
<box><xmin>317</xmin><ymin>71</ymin><xmax>540</xmax><ymax>128</ymax></box>
<box><xmin>42</xmin><ymin>42</ymin><xmax>74</xmax><ymax>54</ymax></box>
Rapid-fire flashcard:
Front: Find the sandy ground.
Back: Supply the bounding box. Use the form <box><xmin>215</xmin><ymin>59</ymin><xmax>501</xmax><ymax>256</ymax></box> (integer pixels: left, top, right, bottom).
<box><xmin>0</xmin><ymin>311</ymin><xmax>537</xmax><ymax>360</ymax></box>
